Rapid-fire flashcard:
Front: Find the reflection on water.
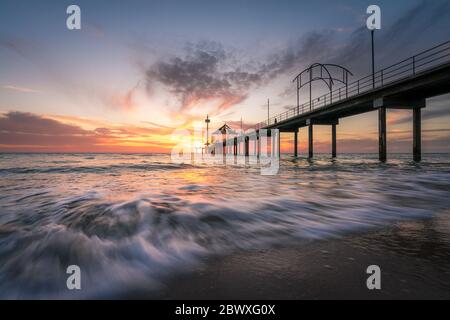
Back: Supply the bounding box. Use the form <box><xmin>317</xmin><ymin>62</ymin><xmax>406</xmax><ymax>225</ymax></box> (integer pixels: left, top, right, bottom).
<box><xmin>0</xmin><ymin>153</ymin><xmax>449</xmax><ymax>298</ymax></box>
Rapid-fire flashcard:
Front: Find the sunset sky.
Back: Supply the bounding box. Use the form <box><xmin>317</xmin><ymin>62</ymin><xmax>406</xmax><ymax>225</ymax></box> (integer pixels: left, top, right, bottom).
<box><xmin>1</xmin><ymin>0</ymin><xmax>450</xmax><ymax>153</ymax></box>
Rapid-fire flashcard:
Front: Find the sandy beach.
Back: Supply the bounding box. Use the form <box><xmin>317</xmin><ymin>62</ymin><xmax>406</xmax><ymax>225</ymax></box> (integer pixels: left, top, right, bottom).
<box><xmin>156</xmin><ymin>215</ymin><xmax>450</xmax><ymax>300</ymax></box>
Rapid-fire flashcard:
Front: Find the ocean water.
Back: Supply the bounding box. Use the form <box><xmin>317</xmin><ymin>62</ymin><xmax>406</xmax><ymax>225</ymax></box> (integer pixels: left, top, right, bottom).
<box><xmin>0</xmin><ymin>153</ymin><xmax>450</xmax><ymax>298</ymax></box>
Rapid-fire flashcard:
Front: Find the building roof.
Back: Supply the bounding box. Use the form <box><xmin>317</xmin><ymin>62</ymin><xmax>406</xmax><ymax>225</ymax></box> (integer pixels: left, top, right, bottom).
<box><xmin>212</xmin><ymin>123</ymin><xmax>238</xmax><ymax>135</ymax></box>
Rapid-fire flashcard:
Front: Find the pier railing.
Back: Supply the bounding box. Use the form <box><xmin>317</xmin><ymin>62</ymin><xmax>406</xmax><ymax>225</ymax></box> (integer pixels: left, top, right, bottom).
<box><xmin>256</xmin><ymin>40</ymin><xmax>450</xmax><ymax>130</ymax></box>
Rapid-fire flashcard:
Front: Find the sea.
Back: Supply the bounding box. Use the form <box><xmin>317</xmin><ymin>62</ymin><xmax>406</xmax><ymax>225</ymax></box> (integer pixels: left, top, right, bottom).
<box><xmin>0</xmin><ymin>153</ymin><xmax>449</xmax><ymax>298</ymax></box>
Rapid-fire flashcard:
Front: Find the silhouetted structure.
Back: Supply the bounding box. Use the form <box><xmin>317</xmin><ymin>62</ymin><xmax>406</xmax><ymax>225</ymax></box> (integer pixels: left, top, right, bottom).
<box><xmin>255</xmin><ymin>40</ymin><xmax>450</xmax><ymax>162</ymax></box>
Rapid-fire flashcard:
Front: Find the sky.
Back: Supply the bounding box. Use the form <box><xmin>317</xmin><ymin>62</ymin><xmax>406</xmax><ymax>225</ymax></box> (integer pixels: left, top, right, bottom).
<box><xmin>0</xmin><ymin>0</ymin><xmax>450</xmax><ymax>153</ymax></box>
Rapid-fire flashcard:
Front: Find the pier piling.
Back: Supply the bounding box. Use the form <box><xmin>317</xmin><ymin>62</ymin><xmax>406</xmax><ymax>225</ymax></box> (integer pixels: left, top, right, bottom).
<box><xmin>294</xmin><ymin>129</ymin><xmax>298</xmax><ymax>158</ymax></box>
<box><xmin>245</xmin><ymin>136</ymin><xmax>250</xmax><ymax>157</ymax></box>
<box><xmin>332</xmin><ymin>124</ymin><xmax>337</xmax><ymax>158</ymax></box>
<box><xmin>378</xmin><ymin>107</ymin><xmax>387</xmax><ymax>162</ymax></box>
<box><xmin>413</xmin><ymin>108</ymin><xmax>422</xmax><ymax>162</ymax></box>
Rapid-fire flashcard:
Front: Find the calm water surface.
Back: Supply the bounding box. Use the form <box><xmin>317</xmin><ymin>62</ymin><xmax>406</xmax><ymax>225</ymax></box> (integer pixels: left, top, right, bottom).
<box><xmin>0</xmin><ymin>153</ymin><xmax>449</xmax><ymax>298</ymax></box>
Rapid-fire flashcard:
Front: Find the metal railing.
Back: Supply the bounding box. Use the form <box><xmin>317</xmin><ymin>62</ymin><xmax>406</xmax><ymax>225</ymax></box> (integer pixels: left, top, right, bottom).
<box><xmin>255</xmin><ymin>40</ymin><xmax>450</xmax><ymax>130</ymax></box>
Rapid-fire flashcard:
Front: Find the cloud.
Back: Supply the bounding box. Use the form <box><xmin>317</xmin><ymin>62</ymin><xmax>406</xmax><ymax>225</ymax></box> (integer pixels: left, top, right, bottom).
<box><xmin>0</xmin><ymin>112</ymin><xmax>88</xmax><ymax>136</ymax></box>
<box><xmin>390</xmin><ymin>109</ymin><xmax>450</xmax><ymax>126</ymax></box>
<box><xmin>100</xmin><ymin>82</ymin><xmax>142</xmax><ymax>112</ymax></box>
<box><xmin>383</xmin><ymin>0</ymin><xmax>450</xmax><ymax>50</ymax></box>
<box><xmin>145</xmin><ymin>32</ymin><xmax>338</xmax><ymax>115</ymax></box>
<box><xmin>261</xmin><ymin>30</ymin><xmax>339</xmax><ymax>78</ymax></box>
<box><xmin>0</xmin><ymin>85</ymin><xmax>41</xmax><ymax>94</ymax></box>
<box><xmin>0</xmin><ymin>36</ymin><xmax>40</xmax><ymax>61</ymax></box>
<box><xmin>331</xmin><ymin>0</ymin><xmax>450</xmax><ymax>74</ymax></box>
<box><xmin>386</xmin><ymin>95</ymin><xmax>450</xmax><ymax>126</ymax></box>
<box><xmin>146</xmin><ymin>41</ymin><xmax>261</xmax><ymax>113</ymax></box>
<box><xmin>0</xmin><ymin>35</ymin><xmax>140</xmax><ymax>113</ymax></box>
<box><xmin>265</xmin><ymin>0</ymin><xmax>450</xmax><ymax>92</ymax></box>
<box><xmin>280</xmin><ymin>135</ymin><xmax>450</xmax><ymax>154</ymax></box>
<box><xmin>225</xmin><ymin>120</ymin><xmax>257</xmax><ymax>132</ymax></box>
<box><xmin>0</xmin><ymin>112</ymin><xmax>177</xmax><ymax>152</ymax></box>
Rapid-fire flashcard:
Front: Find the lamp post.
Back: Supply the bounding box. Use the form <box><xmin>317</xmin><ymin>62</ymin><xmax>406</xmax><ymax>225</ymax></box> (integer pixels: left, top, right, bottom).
<box><xmin>205</xmin><ymin>115</ymin><xmax>210</xmax><ymax>147</ymax></box>
<box><xmin>366</xmin><ymin>5</ymin><xmax>381</xmax><ymax>89</ymax></box>
<box><xmin>367</xmin><ymin>5</ymin><xmax>385</xmax><ymax>162</ymax></box>
<box><xmin>371</xmin><ymin>29</ymin><xmax>375</xmax><ymax>88</ymax></box>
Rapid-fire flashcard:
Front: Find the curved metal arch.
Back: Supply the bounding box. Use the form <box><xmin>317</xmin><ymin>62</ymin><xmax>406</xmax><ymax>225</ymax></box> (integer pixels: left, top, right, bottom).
<box><xmin>320</xmin><ymin>63</ymin><xmax>354</xmax><ymax>86</ymax></box>
<box><xmin>322</xmin><ymin>63</ymin><xmax>353</xmax><ymax>76</ymax></box>
<box><xmin>293</xmin><ymin>63</ymin><xmax>354</xmax><ymax>89</ymax></box>
<box><xmin>293</xmin><ymin>63</ymin><xmax>334</xmax><ymax>89</ymax></box>
<box><xmin>292</xmin><ymin>62</ymin><xmax>353</xmax><ymax>112</ymax></box>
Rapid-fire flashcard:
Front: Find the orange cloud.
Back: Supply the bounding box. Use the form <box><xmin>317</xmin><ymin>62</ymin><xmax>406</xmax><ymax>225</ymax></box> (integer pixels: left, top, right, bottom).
<box><xmin>0</xmin><ymin>111</ymin><xmax>178</xmax><ymax>153</ymax></box>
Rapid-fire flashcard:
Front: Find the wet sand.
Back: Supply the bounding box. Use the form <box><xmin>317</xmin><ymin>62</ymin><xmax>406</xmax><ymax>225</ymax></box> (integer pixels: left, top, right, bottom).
<box><xmin>155</xmin><ymin>216</ymin><xmax>450</xmax><ymax>300</ymax></box>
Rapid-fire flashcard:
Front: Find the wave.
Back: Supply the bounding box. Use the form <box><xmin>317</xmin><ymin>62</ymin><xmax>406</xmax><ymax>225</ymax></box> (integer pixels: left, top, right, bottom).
<box><xmin>0</xmin><ymin>162</ymin><xmax>194</xmax><ymax>175</ymax></box>
<box><xmin>1</xmin><ymin>187</ymin><xmax>449</xmax><ymax>298</ymax></box>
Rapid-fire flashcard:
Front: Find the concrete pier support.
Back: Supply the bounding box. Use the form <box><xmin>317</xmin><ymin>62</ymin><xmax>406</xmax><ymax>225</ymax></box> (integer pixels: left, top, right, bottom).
<box><xmin>233</xmin><ymin>137</ymin><xmax>237</xmax><ymax>156</ymax></box>
<box><xmin>332</xmin><ymin>124</ymin><xmax>337</xmax><ymax>158</ymax></box>
<box><xmin>308</xmin><ymin>124</ymin><xmax>313</xmax><ymax>159</ymax></box>
<box><xmin>413</xmin><ymin>108</ymin><xmax>422</xmax><ymax>162</ymax></box>
<box><xmin>294</xmin><ymin>129</ymin><xmax>298</xmax><ymax>158</ymax></box>
<box><xmin>379</xmin><ymin>107</ymin><xmax>387</xmax><ymax>162</ymax></box>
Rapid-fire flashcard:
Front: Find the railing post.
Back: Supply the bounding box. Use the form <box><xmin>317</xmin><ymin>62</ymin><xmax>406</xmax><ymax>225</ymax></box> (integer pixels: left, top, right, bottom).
<box><xmin>412</xmin><ymin>56</ymin><xmax>416</xmax><ymax>75</ymax></box>
<box><xmin>357</xmin><ymin>80</ymin><xmax>360</xmax><ymax>94</ymax></box>
<box><xmin>381</xmin><ymin>70</ymin><xmax>384</xmax><ymax>86</ymax></box>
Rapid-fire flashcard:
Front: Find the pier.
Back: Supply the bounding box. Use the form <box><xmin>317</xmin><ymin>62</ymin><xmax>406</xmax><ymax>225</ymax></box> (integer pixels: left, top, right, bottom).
<box><xmin>208</xmin><ymin>40</ymin><xmax>450</xmax><ymax>162</ymax></box>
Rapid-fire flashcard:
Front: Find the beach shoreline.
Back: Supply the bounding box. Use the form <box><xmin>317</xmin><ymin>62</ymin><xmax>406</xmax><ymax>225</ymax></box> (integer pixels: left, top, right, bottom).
<box><xmin>153</xmin><ymin>216</ymin><xmax>450</xmax><ymax>300</ymax></box>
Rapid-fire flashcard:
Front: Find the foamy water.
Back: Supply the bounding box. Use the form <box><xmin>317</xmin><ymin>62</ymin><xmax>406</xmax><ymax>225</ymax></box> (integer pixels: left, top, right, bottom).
<box><xmin>0</xmin><ymin>153</ymin><xmax>449</xmax><ymax>298</ymax></box>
